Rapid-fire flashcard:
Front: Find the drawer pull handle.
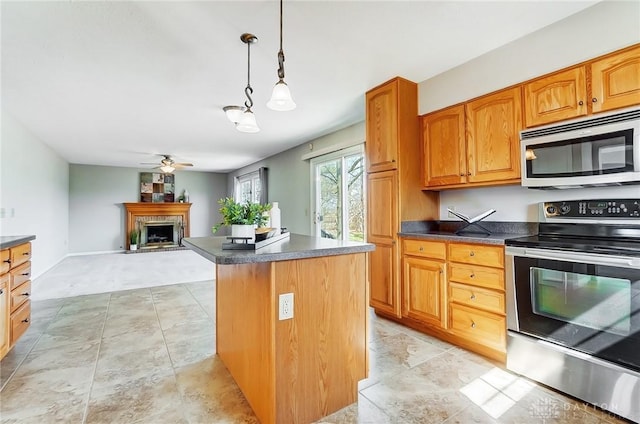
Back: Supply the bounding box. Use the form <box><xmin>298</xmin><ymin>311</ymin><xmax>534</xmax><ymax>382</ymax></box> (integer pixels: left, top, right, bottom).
<box><xmin>469</xmin><ymin>251</ymin><xmax>475</xmax><ymax>257</ymax></box>
<box><xmin>3</xmin><ymin>259</ymin><xmax>10</xmax><ymax>264</ymax></box>
<box><xmin>22</xmin><ymin>252</ymin><xmax>30</xmax><ymax>256</ymax></box>
<box><xmin>470</xmin><ymin>294</ymin><xmax>476</xmax><ymax>300</ymax></box>
<box><xmin>439</xmin><ymin>268</ymin><xmax>443</xmax><ymax>274</ymax></box>
<box><xmin>419</xmin><ymin>246</ymin><xmax>424</xmax><ymax>251</ymax></box>
<box><xmin>0</xmin><ymin>289</ymin><xmax>3</xmax><ymax>295</ymax></box>
<box><xmin>22</xmin><ymin>292</ymin><xmax>30</xmax><ymax>296</ymax></box>
<box><xmin>470</xmin><ymin>273</ymin><xmax>475</xmax><ymax>278</ymax></box>
<box><xmin>471</xmin><ymin>321</ymin><xmax>476</xmax><ymax>328</ymax></box>
<box><xmin>21</xmin><ymin>272</ymin><xmax>30</xmax><ymax>277</ymax></box>
<box><xmin>578</xmin><ymin>100</ymin><xmax>584</xmax><ymax>106</ymax></box>
<box><xmin>22</xmin><ymin>318</ymin><xmax>29</xmax><ymax>323</ymax></box>
<box><xmin>592</xmin><ymin>98</ymin><xmax>598</xmax><ymax>103</ymax></box>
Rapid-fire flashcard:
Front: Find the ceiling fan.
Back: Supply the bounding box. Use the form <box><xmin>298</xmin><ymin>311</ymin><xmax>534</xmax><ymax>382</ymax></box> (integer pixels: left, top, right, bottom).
<box><xmin>141</xmin><ymin>154</ymin><xmax>193</xmax><ymax>173</ymax></box>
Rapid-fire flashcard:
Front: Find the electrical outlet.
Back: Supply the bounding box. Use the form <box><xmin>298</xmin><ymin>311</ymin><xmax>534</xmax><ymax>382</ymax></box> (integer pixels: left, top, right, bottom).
<box><xmin>447</xmin><ymin>205</ymin><xmax>456</xmax><ymax>218</ymax></box>
<box><xmin>279</xmin><ymin>293</ymin><xmax>294</xmax><ymax>320</ymax></box>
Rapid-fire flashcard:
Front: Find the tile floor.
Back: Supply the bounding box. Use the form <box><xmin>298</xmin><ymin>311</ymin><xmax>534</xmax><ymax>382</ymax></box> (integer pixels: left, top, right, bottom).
<box><xmin>0</xmin><ymin>280</ymin><xmax>630</xmax><ymax>424</ymax></box>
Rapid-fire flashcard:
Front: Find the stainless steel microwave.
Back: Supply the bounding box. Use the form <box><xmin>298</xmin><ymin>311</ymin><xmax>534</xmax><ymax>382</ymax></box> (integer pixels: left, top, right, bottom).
<box><xmin>520</xmin><ymin>108</ymin><xmax>640</xmax><ymax>189</ymax></box>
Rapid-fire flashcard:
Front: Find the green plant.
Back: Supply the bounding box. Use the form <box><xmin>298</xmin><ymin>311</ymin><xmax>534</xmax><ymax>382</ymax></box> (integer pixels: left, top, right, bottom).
<box><xmin>212</xmin><ymin>197</ymin><xmax>271</xmax><ymax>233</ymax></box>
<box><xmin>130</xmin><ymin>229</ymin><xmax>139</xmax><ymax>245</ymax></box>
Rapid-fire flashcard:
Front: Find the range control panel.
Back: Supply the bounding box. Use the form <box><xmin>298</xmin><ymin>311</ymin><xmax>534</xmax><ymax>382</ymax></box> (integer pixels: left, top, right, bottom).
<box><xmin>542</xmin><ymin>198</ymin><xmax>640</xmax><ymax>219</ymax></box>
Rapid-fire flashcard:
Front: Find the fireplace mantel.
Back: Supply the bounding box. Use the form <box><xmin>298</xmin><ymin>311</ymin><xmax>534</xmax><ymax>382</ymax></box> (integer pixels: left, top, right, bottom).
<box><xmin>123</xmin><ymin>202</ymin><xmax>192</xmax><ymax>250</ymax></box>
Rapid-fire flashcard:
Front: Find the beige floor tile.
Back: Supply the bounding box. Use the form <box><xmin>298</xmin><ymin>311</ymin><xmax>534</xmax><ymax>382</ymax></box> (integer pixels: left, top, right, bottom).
<box><xmin>86</xmin><ymin>367</ymin><xmax>184</xmax><ymax>424</ymax></box>
<box><xmin>161</xmin><ymin>317</ymin><xmax>214</xmax><ymax>345</ymax></box>
<box><xmin>166</xmin><ymin>333</ymin><xmax>216</xmax><ymax>368</ymax></box>
<box><xmin>174</xmin><ymin>356</ymin><xmax>259</xmax><ymax>424</ymax></box>
<box><xmin>155</xmin><ymin>304</ymin><xmax>210</xmax><ymax>330</ymax></box>
<box><xmin>317</xmin><ymin>393</ymin><xmax>397</xmax><ymax>424</ymax></box>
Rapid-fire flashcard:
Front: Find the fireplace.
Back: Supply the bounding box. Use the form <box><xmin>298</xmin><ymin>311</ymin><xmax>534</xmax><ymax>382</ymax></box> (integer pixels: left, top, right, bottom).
<box><xmin>142</xmin><ymin>221</ymin><xmax>178</xmax><ymax>246</ymax></box>
<box><xmin>123</xmin><ymin>202</ymin><xmax>191</xmax><ymax>251</ymax></box>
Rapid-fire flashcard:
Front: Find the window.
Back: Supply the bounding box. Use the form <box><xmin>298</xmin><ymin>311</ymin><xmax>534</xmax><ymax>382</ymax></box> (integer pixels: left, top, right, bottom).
<box><xmin>235</xmin><ymin>171</ymin><xmax>262</xmax><ymax>204</ymax></box>
<box><xmin>310</xmin><ymin>145</ymin><xmax>365</xmax><ymax>241</ymax></box>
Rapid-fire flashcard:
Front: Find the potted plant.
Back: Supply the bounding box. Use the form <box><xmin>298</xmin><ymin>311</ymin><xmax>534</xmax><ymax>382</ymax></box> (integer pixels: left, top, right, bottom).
<box><xmin>129</xmin><ymin>229</ymin><xmax>139</xmax><ymax>251</ymax></box>
<box><xmin>213</xmin><ymin>197</ymin><xmax>271</xmax><ymax>243</ymax></box>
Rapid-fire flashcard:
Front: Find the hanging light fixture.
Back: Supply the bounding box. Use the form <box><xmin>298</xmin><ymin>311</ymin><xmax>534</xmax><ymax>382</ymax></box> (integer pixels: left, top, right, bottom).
<box><xmin>160</xmin><ymin>164</ymin><xmax>175</xmax><ymax>174</ymax></box>
<box><xmin>223</xmin><ymin>105</ymin><xmax>245</xmax><ymax>124</ymax></box>
<box><xmin>236</xmin><ymin>33</ymin><xmax>260</xmax><ymax>133</ymax></box>
<box><xmin>267</xmin><ymin>0</ymin><xmax>296</xmax><ymax>111</ymax></box>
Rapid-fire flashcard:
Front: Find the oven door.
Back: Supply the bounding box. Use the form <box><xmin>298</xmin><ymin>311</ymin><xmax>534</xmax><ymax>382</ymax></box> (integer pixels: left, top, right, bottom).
<box><xmin>506</xmin><ymin>247</ymin><xmax>640</xmax><ymax>372</ymax></box>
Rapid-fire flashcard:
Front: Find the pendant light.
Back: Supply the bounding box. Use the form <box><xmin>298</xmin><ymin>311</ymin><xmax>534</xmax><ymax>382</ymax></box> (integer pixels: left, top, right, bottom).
<box><xmin>267</xmin><ymin>0</ymin><xmax>296</xmax><ymax>111</ymax></box>
<box><xmin>236</xmin><ymin>33</ymin><xmax>260</xmax><ymax>133</ymax></box>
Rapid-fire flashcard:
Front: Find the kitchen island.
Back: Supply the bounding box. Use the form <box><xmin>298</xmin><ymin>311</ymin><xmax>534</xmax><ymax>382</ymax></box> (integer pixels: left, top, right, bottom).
<box><xmin>182</xmin><ymin>234</ymin><xmax>374</xmax><ymax>424</ymax></box>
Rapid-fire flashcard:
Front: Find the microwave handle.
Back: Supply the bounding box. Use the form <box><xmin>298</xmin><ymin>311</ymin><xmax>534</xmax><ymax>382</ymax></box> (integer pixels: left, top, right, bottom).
<box><xmin>505</xmin><ymin>246</ymin><xmax>640</xmax><ymax>269</ymax></box>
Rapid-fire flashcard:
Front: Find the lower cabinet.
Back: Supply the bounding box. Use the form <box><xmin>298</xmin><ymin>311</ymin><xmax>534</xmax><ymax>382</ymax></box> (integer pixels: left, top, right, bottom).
<box><xmin>1</xmin><ymin>242</ymin><xmax>33</xmax><ymax>361</ymax></box>
<box><xmin>368</xmin><ymin>241</ymin><xmax>400</xmax><ymax>317</ymax></box>
<box><xmin>381</xmin><ymin>238</ymin><xmax>507</xmax><ymax>361</ymax></box>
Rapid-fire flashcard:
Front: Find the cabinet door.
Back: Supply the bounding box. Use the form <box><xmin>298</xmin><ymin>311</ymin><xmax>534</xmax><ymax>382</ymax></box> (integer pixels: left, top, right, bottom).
<box><xmin>367</xmin><ymin>170</ymin><xmax>398</xmax><ymax>244</ymax></box>
<box><xmin>369</xmin><ymin>242</ymin><xmax>400</xmax><ymax>317</ymax></box>
<box><xmin>591</xmin><ymin>45</ymin><xmax>640</xmax><ymax>114</ymax></box>
<box><xmin>422</xmin><ymin>105</ymin><xmax>466</xmax><ymax>187</ymax></box>
<box><xmin>366</xmin><ymin>81</ymin><xmax>398</xmax><ymax>173</ymax></box>
<box><xmin>0</xmin><ymin>275</ymin><xmax>9</xmax><ymax>359</ymax></box>
<box><xmin>466</xmin><ymin>87</ymin><xmax>522</xmax><ymax>183</ymax></box>
<box><xmin>524</xmin><ymin>66</ymin><xmax>588</xmax><ymax>127</ymax></box>
<box><xmin>402</xmin><ymin>256</ymin><xmax>446</xmax><ymax>327</ymax></box>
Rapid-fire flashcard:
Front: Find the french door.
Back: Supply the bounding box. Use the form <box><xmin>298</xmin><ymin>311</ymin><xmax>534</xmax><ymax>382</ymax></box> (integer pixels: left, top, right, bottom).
<box><xmin>310</xmin><ymin>145</ymin><xmax>365</xmax><ymax>241</ymax></box>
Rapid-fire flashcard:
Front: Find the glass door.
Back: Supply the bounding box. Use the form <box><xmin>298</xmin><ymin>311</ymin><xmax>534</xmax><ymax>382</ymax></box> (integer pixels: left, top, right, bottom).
<box><xmin>310</xmin><ymin>145</ymin><xmax>365</xmax><ymax>241</ymax></box>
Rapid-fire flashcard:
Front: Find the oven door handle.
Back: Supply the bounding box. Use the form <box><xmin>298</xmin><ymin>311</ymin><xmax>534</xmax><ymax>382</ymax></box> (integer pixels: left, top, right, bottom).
<box><xmin>505</xmin><ymin>246</ymin><xmax>640</xmax><ymax>269</ymax></box>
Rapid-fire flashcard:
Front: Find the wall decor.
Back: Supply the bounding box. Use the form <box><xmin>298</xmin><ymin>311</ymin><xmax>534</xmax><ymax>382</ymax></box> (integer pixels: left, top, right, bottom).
<box><xmin>140</xmin><ymin>172</ymin><xmax>175</xmax><ymax>202</ymax></box>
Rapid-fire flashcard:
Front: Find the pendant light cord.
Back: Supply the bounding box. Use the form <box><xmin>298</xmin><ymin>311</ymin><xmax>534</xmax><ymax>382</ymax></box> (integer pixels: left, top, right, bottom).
<box><xmin>245</xmin><ymin>40</ymin><xmax>254</xmax><ymax>110</ymax></box>
<box><xmin>277</xmin><ymin>0</ymin><xmax>285</xmax><ymax>81</ymax></box>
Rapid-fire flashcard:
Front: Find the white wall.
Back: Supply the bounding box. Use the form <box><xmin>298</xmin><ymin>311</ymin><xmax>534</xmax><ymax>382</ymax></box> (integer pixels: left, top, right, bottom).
<box><xmin>69</xmin><ymin>165</ymin><xmax>227</xmax><ymax>253</ymax></box>
<box><xmin>227</xmin><ymin>122</ymin><xmax>365</xmax><ymax>235</ymax></box>
<box><xmin>0</xmin><ymin>112</ymin><xmax>70</xmax><ymax>278</ymax></box>
<box><xmin>418</xmin><ymin>0</ymin><xmax>640</xmax><ymax>221</ymax></box>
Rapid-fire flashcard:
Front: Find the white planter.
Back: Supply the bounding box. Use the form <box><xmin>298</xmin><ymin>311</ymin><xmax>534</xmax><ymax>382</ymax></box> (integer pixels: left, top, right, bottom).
<box><xmin>231</xmin><ymin>224</ymin><xmax>255</xmax><ymax>243</ymax></box>
<box><xmin>130</xmin><ymin>244</ymin><xmax>138</xmax><ymax>251</ymax></box>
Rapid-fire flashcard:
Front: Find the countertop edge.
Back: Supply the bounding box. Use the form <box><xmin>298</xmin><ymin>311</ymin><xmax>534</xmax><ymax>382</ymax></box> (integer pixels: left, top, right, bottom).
<box><xmin>398</xmin><ymin>232</ymin><xmax>520</xmax><ymax>245</ymax></box>
<box><xmin>183</xmin><ymin>235</ymin><xmax>374</xmax><ymax>265</ymax></box>
<box><xmin>1</xmin><ymin>235</ymin><xmax>36</xmax><ymax>250</ymax></box>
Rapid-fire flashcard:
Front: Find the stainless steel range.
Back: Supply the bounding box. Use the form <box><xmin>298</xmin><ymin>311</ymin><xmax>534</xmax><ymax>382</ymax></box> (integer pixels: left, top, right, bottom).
<box><xmin>505</xmin><ymin>198</ymin><xmax>640</xmax><ymax>423</ymax></box>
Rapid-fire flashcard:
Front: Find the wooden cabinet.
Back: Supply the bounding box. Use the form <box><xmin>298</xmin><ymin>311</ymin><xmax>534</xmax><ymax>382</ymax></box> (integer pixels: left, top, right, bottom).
<box><xmin>524</xmin><ymin>66</ymin><xmax>588</xmax><ymax>127</ymax></box>
<box><xmin>524</xmin><ymin>44</ymin><xmax>640</xmax><ymax>127</ymax></box>
<box><xmin>1</xmin><ymin>242</ymin><xmax>32</xmax><ymax>360</ymax></box>
<box><xmin>422</xmin><ymin>87</ymin><xmax>521</xmax><ymax>189</ymax></box>
<box><xmin>448</xmin><ymin>242</ymin><xmax>506</xmax><ymax>358</ymax></box>
<box><xmin>591</xmin><ymin>44</ymin><xmax>640</xmax><ymax>114</ymax></box>
<box><xmin>366</xmin><ymin>81</ymin><xmax>399</xmax><ymax>173</ymax></box>
<box><xmin>365</xmin><ymin>77</ymin><xmax>439</xmax><ymax>319</ymax></box>
<box><xmin>397</xmin><ymin>238</ymin><xmax>507</xmax><ymax>361</ymax></box>
<box><xmin>0</xmin><ymin>274</ymin><xmax>9</xmax><ymax>359</ymax></box>
<box><xmin>402</xmin><ymin>239</ymin><xmax>446</xmax><ymax>328</ymax></box>
<box><xmin>422</xmin><ymin>105</ymin><xmax>466</xmax><ymax>187</ymax></box>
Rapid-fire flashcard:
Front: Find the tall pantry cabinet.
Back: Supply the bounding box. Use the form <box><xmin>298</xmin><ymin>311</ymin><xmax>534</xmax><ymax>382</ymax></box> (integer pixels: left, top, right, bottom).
<box><xmin>365</xmin><ymin>77</ymin><xmax>439</xmax><ymax>317</ymax></box>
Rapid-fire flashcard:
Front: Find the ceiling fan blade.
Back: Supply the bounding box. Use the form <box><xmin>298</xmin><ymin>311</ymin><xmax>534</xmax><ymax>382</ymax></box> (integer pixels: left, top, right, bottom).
<box><xmin>175</xmin><ymin>163</ymin><xmax>194</xmax><ymax>167</ymax></box>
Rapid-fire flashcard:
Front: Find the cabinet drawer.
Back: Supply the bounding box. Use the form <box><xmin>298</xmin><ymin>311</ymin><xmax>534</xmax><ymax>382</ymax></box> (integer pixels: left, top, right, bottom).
<box><xmin>1</xmin><ymin>249</ymin><xmax>9</xmax><ymax>275</ymax></box>
<box><xmin>448</xmin><ymin>243</ymin><xmax>504</xmax><ymax>268</ymax></box>
<box><xmin>10</xmin><ymin>243</ymin><xmax>31</xmax><ymax>269</ymax></box>
<box><xmin>402</xmin><ymin>239</ymin><xmax>446</xmax><ymax>260</ymax></box>
<box><xmin>449</xmin><ymin>282</ymin><xmax>505</xmax><ymax>315</ymax></box>
<box><xmin>11</xmin><ymin>300</ymin><xmax>30</xmax><ymax>345</ymax></box>
<box><xmin>11</xmin><ymin>280</ymin><xmax>31</xmax><ymax>312</ymax></box>
<box><xmin>448</xmin><ymin>263</ymin><xmax>504</xmax><ymax>291</ymax></box>
<box><xmin>450</xmin><ymin>303</ymin><xmax>506</xmax><ymax>351</ymax></box>
<box><xmin>10</xmin><ymin>262</ymin><xmax>31</xmax><ymax>289</ymax></box>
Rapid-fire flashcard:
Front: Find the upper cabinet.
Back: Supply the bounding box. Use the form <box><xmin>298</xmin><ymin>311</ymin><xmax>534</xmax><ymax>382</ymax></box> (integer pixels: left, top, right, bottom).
<box><xmin>524</xmin><ymin>44</ymin><xmax>640</xmax><ymax>128</ymax></box>
<box><xmin>591</xmin><ymin>44</ymin><xmax>640</xmax><ymax>114</ymax></box>
<box><xmin>524</xmin><ymin>66</ymin><xmax>587</xmax><ymax>128</ymax></box>
<box><xmin>422</xmin><ymin>87</ymin><xmax>522</xmax><ymax>190</ymax></box>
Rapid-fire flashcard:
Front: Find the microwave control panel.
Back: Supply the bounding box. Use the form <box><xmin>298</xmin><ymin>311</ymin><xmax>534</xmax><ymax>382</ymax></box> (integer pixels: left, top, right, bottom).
<box><xmin>542</xmin><ymin>198</ymin><xmax>640</xmax><ymax>219</ymax></box>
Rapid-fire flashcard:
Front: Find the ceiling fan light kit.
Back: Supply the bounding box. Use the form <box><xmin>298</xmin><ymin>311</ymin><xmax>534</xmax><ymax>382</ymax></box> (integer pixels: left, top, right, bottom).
<box><xmin>141</xmin><ymin>155</ymin><xmax>193</xmax><ymax>174</ymax></box>
<box><xmin>225</xmin><ymin>0</ymin><xmax>295</xmax><ymax>133</ymax></box>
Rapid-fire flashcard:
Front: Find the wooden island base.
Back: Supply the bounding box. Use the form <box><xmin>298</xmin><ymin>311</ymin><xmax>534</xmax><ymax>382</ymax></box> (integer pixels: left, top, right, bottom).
<box><xmin>216</xmin><ymin>252</ymin><xmax>368</xmax><ymax>424</ymax></box>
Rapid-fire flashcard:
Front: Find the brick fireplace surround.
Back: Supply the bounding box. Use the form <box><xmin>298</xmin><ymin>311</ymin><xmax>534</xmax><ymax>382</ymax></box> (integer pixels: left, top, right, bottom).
<box><xmin>123</xmin><ymin>203</ymin><xmax>192</xmax><ymax>250</ymax></box>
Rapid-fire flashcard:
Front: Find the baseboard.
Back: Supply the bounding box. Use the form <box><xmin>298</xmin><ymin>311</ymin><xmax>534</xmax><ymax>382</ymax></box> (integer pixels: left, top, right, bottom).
<box><xmin>66</xmin><ymin>249</ymin><xmax>125</xmax><ymax>256</ymax></box>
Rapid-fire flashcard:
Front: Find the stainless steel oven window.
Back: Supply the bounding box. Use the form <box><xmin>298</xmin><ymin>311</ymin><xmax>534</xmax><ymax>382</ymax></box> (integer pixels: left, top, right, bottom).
<box><xmin>529</xmin><ymin>267</ymin><xmax>631</xmax><ymax>336</ymax></box>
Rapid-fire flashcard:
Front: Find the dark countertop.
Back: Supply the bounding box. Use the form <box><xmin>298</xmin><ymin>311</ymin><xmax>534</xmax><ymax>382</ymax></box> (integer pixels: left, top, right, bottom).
<box><xmin>399</xmin><ymin>221</ymin><xmax>537</xmax><ymax>246</ymax></box>
<box><xmin>0</xmin><ymin>235</ymin><xmax>36</xmax><ymax>250</ymax></box>
<box><xmin>183</xmin><ymin>233</ymin><xmax>375</xmax><ymax>265</ymax></box>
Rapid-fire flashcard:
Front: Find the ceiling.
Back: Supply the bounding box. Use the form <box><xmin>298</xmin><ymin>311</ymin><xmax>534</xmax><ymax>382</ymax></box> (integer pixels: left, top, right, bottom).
<box><xmin>1</xmin><ymin>0</ymin><xmax>600</xmax><ymax>173</ymax></box>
